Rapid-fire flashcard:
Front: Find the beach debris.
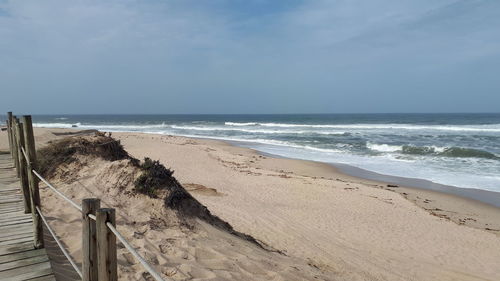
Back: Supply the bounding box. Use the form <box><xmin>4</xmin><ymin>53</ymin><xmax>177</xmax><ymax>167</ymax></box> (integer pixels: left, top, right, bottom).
<box><xmin>387</xmin><ymin>184</ymin><xmax>399</xmax><ymax>188</ymax></box>
<box><xmin>485</xmin><ymin>228</ymin><xmax>499</xmax><ymax>231</ymax></box>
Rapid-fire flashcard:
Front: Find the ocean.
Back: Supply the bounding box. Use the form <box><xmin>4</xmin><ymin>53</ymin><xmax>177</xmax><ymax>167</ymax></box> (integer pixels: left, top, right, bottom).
<box><xmin>30</xmin><ymin>113</ymin><xmax>500</xmax><ymax>193</ymax></box>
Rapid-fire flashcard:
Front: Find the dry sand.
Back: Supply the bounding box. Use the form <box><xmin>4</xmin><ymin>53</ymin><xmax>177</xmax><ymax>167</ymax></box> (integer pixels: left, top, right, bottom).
<box><xmin>1</xmin><ymin>128</ymin><xmax>500</xmax><ymax>280</ymax></box>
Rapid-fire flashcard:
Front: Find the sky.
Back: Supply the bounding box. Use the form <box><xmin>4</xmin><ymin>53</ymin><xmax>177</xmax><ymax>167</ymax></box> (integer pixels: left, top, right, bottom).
<box><xmin>1</xmin><ymin>0</ymin><xmax>499</xmax><ymax>114</ymax></box>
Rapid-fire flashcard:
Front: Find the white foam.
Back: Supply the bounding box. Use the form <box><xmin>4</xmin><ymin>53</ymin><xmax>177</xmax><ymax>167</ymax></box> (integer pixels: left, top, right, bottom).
<box><xmin>367</xmin><ymin>142</ymin><xmax>402</xmax><ymax>152</ymax></box>
<box><xmin>171</xmin><ymin>125</ymin><xmax>346</xmax><ymax>135</ymax></box>
<box><xmin>432</xmin><ymin>146</ymin><xmax>447</xmax><ymax>153</ymax></box>
<box><xmin>224</xmin><ymin>122</ymin><xmax>500</xmax><ymax>132</ymax></box>
<box><xmin>33</xmin><ymin>123</ymin><xmax>75</xmax><ymax>128</ymax></box>
<box><xmin>35</xmin><ymin>122</ymin><xmax>168</xmax><ymax>130</ymax></box>
<box><xmin>225</xmin><ymin>122</ymin><xmax>258</xmax><ymax>126</ymax></box>
<box><xmin>32</xmin><ymin>120</ymin><xmax>500</xmax><ymax>192</ymax></box>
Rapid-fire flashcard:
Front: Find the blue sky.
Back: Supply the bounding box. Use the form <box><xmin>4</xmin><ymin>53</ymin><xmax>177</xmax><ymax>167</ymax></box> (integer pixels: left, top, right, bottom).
<box><xmin>1</xmin><ymin>0</ymin><xmax>499</xmax><ymax>114</ymax></box>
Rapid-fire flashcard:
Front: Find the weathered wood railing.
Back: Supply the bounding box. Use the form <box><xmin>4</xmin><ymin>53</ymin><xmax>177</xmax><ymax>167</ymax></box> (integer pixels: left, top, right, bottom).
<box><xmin>5</xmin><ymin>112</ymin><xmax>166</xmax><ymax>281</ymax></box>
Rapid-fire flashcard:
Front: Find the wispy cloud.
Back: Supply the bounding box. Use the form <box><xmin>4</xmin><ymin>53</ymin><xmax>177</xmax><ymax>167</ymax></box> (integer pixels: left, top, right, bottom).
<box><xmin>0</xmin><ymin>0</ymin><xmax>499</xmax><ymax>113</ymax></box>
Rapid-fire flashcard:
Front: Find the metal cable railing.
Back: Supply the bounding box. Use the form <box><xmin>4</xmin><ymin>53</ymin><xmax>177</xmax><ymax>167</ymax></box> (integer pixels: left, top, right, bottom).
<box><xmin>32</xmin><ymin>169</ymin><xmax>83</xmax><ymax>212</ymax></box>
<box><xmin>36</xmin><ymin>206</ymin><xmax>83</xmax><ymax>278</ymax></box>
<box><xmin>21</xmin><ymin>147</ymin><xmax>83</xmax><ymax>276</ymax></box>
<box><xmin>107</xmin><ymin>222</ymin><xmax>166</xmax><ymax>281</ymax></box>
<box><xmin>30</xmin><ymin>160</ymin><xmax>167</xmax><ymax>281</ymax></box>
<box><xmin>36</xmin><ymin>170</ymin><xmax>165</xmax><ymax>281</ymax></box>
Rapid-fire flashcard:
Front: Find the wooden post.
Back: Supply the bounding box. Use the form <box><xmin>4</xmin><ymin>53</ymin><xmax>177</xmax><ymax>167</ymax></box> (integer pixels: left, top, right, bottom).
<box><xmin>21</xmin><ymin>115</ymin><xmax>44</xmax><ymax>249</ymax></box>
<box><xmin>11</xmin><ymin>117</ymin><xmax>20</xmax><ymax>177</ymax></box>
<box><xmin>15</xmin><ymin>121</ymin><xmax>31</xmax><ymax>213</ymax></box>
<box><xmin>6</xmin><ymin>112</ymin><xmax>13</xmax><ymax>156</ymax></box>
<box><xmin>82</xmin><ymin>198</ymin><xmax>101</xmax><ymax>281</ymax></box>
<box><xmin>97</xmin><ymin>208</ymin><xmax>117</xmax><ymax>281</ymax></box>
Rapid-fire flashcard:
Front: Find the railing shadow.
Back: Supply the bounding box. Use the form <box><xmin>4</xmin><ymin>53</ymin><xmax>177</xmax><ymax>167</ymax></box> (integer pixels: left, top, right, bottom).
<box><xmin>43</xmin><ymin>224</ymin><xmax>81</xmax><ymax>281</ymax></box>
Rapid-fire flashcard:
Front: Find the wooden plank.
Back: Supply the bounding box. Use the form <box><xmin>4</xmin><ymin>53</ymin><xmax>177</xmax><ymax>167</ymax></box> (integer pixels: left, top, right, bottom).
<box><xmin>0</xmin><ymin>199</ymin><xmax>21</xmax><ymax>204</ymax></box>
<box><xmin>0</xmin><ymin>227</ymin><xmax>32</xmax><ymax>235</ymax></box>
<box><xmin>0</xmin><ymin>206</ymin><xmax>24</xmax><ymax>211</ymax></box>
<box><xmin>0</xmin><ymin>209</ymin><xmax>26</xmax><ymax>215</ymax></box>
<box><xmin>0</xmin><ymin>226</ymin><xmax>32</xmax><ymax>234</ymax></box>
<box><xmin>0</xmin><ymin>207</ymin><xmax>25</xmax><ymax>211</ymax></box>
<box><xmin>0</xmin><ymin>204</ymin><xmax>24</xmax><ymax>210</ymax></box>
<box><xmin>0</xmin><ymin>241</ymin><xmax>33</xmax><ymax>256</ymax></box>
<box><xmin>0</xmin><ymin>198</ymin><xmax>23</xmax><ymax>203</ymax></box>
<box><xmin>0</xmin><ymin>189</ymin><xmax>22</xmax><ymax>193</ymax></box>
<box><xmin>0</xmin><ymin>220</ymin><xmax>31</xmax><ymax>227</ymax></box>
<box><xmin>0</xmin><ymin>232</ymin><xmax>32</xmax><ymax>242</ymax></box>
<box><xmin>0</xmin><ymin>215</ymin><xmax>32</xmax><ymax>222</ymax></box>
<box><xmin>0</xmin><ymin>205</ymin><xmax>24</xmax><ymax>210</ymax></box>
<box><xmin>0</xmin><ymin>196</ymin><xmax>22</xmax><ymax>200</ymax></box>
<box><xmin>0</xmin><ymin>260</ymin><xmax>52</xmax><ymax>280</ymax></box>
<box><xmin>0</xmin><ymin>213</ymin><xmax>32</xmax><ymax>220</ymax></box>
<box><xmin>26</xmin><ymin>275</ymin><xmax>57</xmax><ymax>281</ymax></box>
<box><xmin>0</xmin><ymin>254</ymin><xmax>49</xmax><ymax>271</ymax></box>
<box><xmin>0</xmin><ymin>204</ymin><xmax>25</xmax><ymax>209</ymax></box>
<box><xmin>0</xmin><ymin>222</ymin><xmax>33</xmax><ymax>230</ymax></box>
<box><xmin>0</xmin><ymin>194</ymin><xmax>22</xmax><ymax>198</ymax></box>
<box><xmin>0</xmin><ymin>198</ymin><xmax>23</xmax><ymax>202</ymax></box>
<box><xmin>0</xmin><ymin>248</ymin><xmax>47</xmax><ymax>264</ymax></box>
<box><xmin>0</xmin><ymin>195</ymin><xmax>22</xmax><ymax>199</ymax></box>
<box><xmin>0</xmin><ymin>217</ymin><xmax>31</xmax><ymax>223</ymax></box>
<box><xmin>0</xmin><ymin>197</ymin><xmax>21</xmax><ymax>203</ymax></box>
<box><xmin>0</xmin><ymin>188</ymin><xmax>22</xmax><ymax>192</ymax></box>
<box><xmin>0</xmin><ymin>236</ymin><xmax>33</xmax><ymax>246</ymax></box>
<box><xmin>0</xmin><ymin>224</ymin><xmax>32</xmax><ymax>232</ymax></box>
<box><xmin>0</xmin><ymin>229</ymin><xmax>33</xmax><ymax>240</ymax></box>
<box><xmin>0</xmin><ymin>218</ymin><xmax>33</xmax><ymax>227</ymax></box>
<box><xmin>0</xmin><ymin>219</ymin><xmax>32</xmax><ymax>226</ymax></box>
<box><xmin>0</xmin><ymin>192</ymin><xmax>21</xmax><ymax>196</ymax></box>
<box><xmin>0</xmin><ymin>213</ymin><xmax>31</xmax><ymax>220</ymax></box>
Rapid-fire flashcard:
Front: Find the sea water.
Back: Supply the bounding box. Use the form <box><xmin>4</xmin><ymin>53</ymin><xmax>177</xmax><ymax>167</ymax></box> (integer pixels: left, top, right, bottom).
<box><xmin>31</xmin><ymin>113</ymin><xmax>500</xmax><ymax>192</ymax></box>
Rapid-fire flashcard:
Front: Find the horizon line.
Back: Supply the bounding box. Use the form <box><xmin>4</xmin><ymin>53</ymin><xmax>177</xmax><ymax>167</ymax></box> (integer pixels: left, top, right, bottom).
<box><xmin>2</xmin><ymin>112</ymin><xmax>500</xmax><ymax>116</ymax></box>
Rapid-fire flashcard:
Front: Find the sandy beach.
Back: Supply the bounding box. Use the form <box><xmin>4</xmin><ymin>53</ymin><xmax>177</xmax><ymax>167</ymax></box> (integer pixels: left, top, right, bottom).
<box><xmin>1</xmin><ymin>127</ymin><xmax>499</xmax><ymax>281</ymax></box>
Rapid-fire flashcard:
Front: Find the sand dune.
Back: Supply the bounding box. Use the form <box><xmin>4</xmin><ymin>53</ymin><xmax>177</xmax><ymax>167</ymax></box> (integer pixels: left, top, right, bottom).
<box><xmin>1</xmin><ymin>128</ymin><xmax>499</xmax><ymax>280</ymax></box>
<box><xmin>37</xmin><ymin>156</ymin><xmax>331</xmax><ymax>280</ymax></box>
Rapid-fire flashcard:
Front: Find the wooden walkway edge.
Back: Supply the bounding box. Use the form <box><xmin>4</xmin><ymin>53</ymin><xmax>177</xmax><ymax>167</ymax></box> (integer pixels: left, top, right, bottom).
<box><xmin>0</xmin><ymin>153</ymin><xmax>56</xmax><ymax>281</ymax></box>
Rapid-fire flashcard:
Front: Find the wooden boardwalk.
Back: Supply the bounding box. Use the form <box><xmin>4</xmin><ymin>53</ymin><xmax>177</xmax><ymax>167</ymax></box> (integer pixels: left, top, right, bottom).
<box><xmin>0</xmin><ymin>153</ymin><xmax>56</xmax><ymax>281</ymax></box>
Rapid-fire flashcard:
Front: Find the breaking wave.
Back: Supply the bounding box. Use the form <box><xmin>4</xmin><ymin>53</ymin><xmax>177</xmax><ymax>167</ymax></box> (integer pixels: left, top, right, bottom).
<box><xmin>225</xmin><ymin>122</ymin><xmax>500</xmax><ymax>132</ymax></box>
<box><xmin>368</xmin><ymin>143</ymin><xmax>499</xmax><ymax>160</ymax></box>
